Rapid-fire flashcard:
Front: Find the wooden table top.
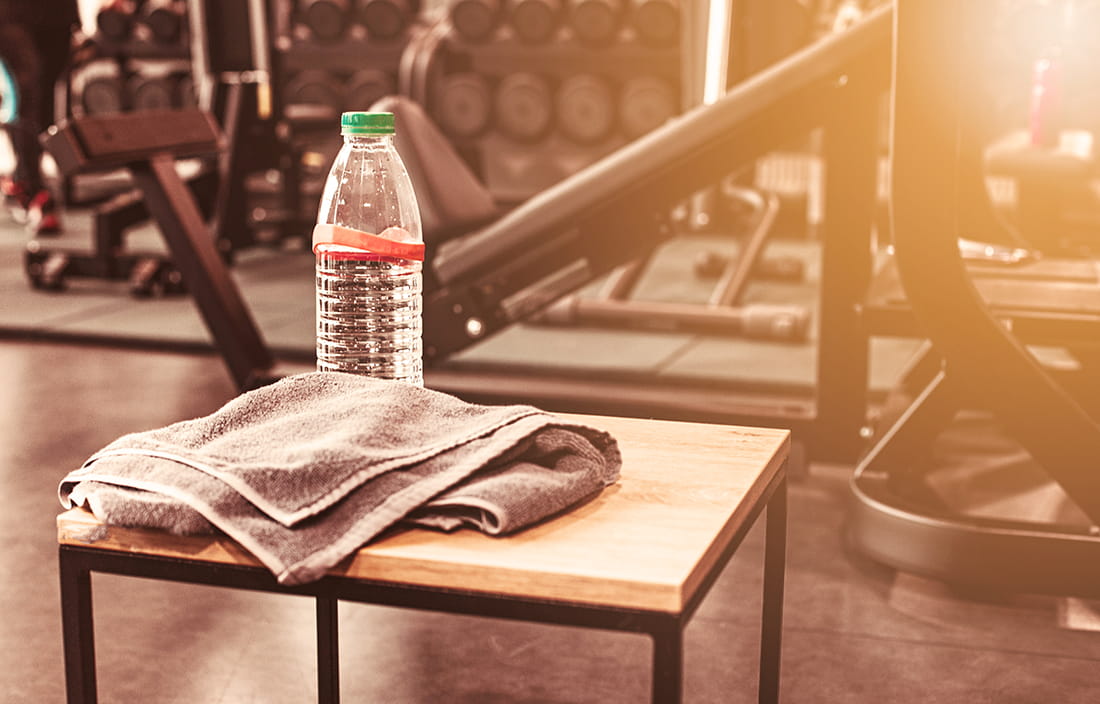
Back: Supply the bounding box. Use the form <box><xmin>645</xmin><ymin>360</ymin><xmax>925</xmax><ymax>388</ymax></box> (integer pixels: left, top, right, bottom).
<box><xmin>58</xmin><ymin>414</ymin><xmax>790</xmax><ymax>614</ymax></box>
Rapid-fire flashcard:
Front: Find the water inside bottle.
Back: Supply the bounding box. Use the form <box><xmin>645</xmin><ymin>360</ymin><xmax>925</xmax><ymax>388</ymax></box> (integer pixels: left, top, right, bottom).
<box><xmin>315</xmin><ymin>247</ymin><xmax>423</xmax><ymax>384</ymax></box>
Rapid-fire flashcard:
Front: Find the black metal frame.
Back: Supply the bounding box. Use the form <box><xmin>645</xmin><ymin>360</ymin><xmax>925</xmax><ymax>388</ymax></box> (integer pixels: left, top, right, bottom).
<box><xmin>39</xmin><ymin>108</ymin><xmax>277</xmax><ymax>390</ymax></box>
<box><xmin>59</xmin><ymin>472</ymin><xmax>786</xmax><ymax>704</ymax></box>
<box><xmin>848</xmin><ymin>0</ymin><xmax>1100</xmax><ymax>598</ymax></box>
<box><xmin>530</xmin><ymin>188</ymin><xmax>811</xmax><ymax>343</ymax></box>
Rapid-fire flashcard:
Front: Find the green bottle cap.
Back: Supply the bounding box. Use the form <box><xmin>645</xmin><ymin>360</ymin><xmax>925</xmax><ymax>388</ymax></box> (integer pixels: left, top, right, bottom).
<box><xmin>340</xmin><ymin>111</ymin><xmax>395</xmax><ymax>135</ymax></box>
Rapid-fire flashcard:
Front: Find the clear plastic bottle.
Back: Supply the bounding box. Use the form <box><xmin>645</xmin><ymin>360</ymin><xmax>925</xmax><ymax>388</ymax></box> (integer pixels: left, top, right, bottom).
<box><xmin>314</xmin><ymin>111</ymin><xmax>424</xmax><ymax>384</ymax></box>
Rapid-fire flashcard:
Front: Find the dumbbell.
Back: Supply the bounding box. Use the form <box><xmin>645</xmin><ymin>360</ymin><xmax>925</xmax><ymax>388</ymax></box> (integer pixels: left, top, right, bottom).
<box><xmin>619</xmin><ymin>75</ymin><xmax>676</xmax><ymax>139</ymax></box>
<box><xmin>96</xmin><ymin>0</ymin><xmax>140</xmax><ymax>44</ymax></box>
<box><xmin>494</xmin><ymin>72</ymin><xmax>553</xmax><ymax>141</ymax></box>
<box><xmin>436</xmin><ymin>72</ymin><xmax>493</xmax><ymax>138</ymax></box>
<box><xmin>509</xmin><ymin>0</ymin><xmax>563</xmax><ymax>44</ymax></box>
<box><xmin>141</xmin><ymin>0</ymin><xmax>185</xmax><ymax>46</ymax></box>
<box><xmin>127</xmin><ymin>72</ymin><xmax>177</xmax><ymax>111</ymax></box>
<box><xmin>449</xmin><ymin>0</ymin><xmax>502</xmax><ymax>43</ymax></box>
<box><xmin>556</xmin><ymin>74</ymin><xmax>615</xmax><ymax>144</ymax></box>
<box><xmin>344</xmin><ymin>69</ymin><xmax>395</xmax><ymax>112</ymax></box>
<box><xmin>283</xmin><ymin>69</ymin><xmax>344</xmax><ymax>124</ymax></box>
<box><xmin>630</xmin><ymin>0</ymin><xmax>679</xmax><ymax>47</ymax></box>
<box><xmin>567</xmin><ymin>0</ymin><xmax>624</xmax><ymax>46</ymax></box>
<box><xmin>298</xmin><ymin>0</ymin><xmax>351</xmax><ymax>42</ymax></box>
<box><xmin>359</xmin><ymin>0</ymin><xmax>418</xmax><ymax>40</ymax></box>
<box><xmin>78</xmin><ymin>63</ymin><xmax>125</xmax><ymax>115</ymax></box>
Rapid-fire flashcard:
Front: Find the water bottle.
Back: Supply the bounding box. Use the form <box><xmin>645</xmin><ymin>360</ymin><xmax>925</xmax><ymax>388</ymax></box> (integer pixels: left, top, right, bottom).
<box><xmin>314</xmin><ymin>111</ymin><xmax>424</xmax><ymax>384</ymax></box>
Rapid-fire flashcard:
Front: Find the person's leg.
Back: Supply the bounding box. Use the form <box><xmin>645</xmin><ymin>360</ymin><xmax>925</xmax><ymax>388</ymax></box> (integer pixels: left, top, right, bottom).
<box><xmin>0</xmin><ymin>23</ymin><xmax>42</xmax><ymax>218</ymax></box>
<box><xmin>22</xmin><ymin>21</ymin><xmax>75</xmax><ymax>235</ymax></box>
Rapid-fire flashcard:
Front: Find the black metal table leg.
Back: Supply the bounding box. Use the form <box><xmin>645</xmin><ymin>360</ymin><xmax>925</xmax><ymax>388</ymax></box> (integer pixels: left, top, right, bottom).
<box><xmin>316</xmin><ymin>596</ymin><xmax>340</xmax><ymax>704</ymax></box>
<box><xmin>59</xmin><ymin>547</ymin><xmax>98</xmax><ymax>704</ymax></box>
<box><xmin>650</xmin><ymin>615</ymin><xmax>683</xmax><ymax>704</ymax></box>
<box><xmin>759</xmin><ymin>476</ymin><xmax>787</xmax><ymax>704</ymax></box>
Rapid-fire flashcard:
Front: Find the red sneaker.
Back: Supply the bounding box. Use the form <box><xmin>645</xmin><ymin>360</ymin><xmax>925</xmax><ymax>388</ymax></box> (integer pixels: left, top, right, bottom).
<box><xmin>26</xmin><ymin>189</ymin><xmax>62</xmax><ymax>236</ymax></box>
<box><xmin>1</xmin><ymin>178</ymin><xmax>33</xmax><ymax>223</ymax></box>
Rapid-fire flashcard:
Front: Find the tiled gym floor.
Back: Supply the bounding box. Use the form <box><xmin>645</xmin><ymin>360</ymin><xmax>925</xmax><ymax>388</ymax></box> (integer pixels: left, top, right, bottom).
<box><xmin>3</xmin><ymin>204</ymin><xmax>1100</xmax><ymax>702</ymax></box>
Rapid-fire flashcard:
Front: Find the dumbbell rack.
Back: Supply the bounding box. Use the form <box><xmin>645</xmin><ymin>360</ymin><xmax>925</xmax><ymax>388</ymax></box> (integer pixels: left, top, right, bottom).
<box><xmin>407</xmin><ymin>0</ymin><xmax>684</xmax><ymax>205</ymax></box>
<box><xmin>33</xmin><ymin>0</ymin><xmax>200</xmax><ymax>294</ymax></box>
<box><xmin>246</xmin><ymin>0</ymin><xmax>432</xmax><ymax>238</ymax></box>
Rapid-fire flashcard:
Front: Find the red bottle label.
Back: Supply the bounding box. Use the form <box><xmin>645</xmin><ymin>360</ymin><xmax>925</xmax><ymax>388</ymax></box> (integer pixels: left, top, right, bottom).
<box><xmin>312</xmin><ymin>224</ymin><xmax>425</xmax><ymax>261</ymax></box>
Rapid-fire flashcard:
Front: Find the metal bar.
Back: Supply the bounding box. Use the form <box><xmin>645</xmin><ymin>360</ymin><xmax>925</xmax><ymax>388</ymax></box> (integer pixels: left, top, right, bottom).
<box><xmin>59</xmin><ymin>547</ymin><xmax>98</xmax><ymax>704</ymax></box>
<box><xmin>57</xmin><ymin>546</ymin><xmax>667</xmax><ymax>635</ymax></box>
<box><xmin>129</xmin><ymin>153</ymin><xmax>274</xmax><ymax>390</ymax></box>
<box><xmin>709</xmin><ymin>190</ymin><xmax>780</xmax><ymax>307</ymax></box>
<box><xmin>855</xmin><ymin>368</ymin><xmax>956</xmax><ymax>484</ymax></box>
<box><xmin>680</xmin><ymin>466</ymin><xmax>787</xmax><ymax>623</ymax></box>
<box><xmin>758</xmin><ymin>475</ymin><xmax>787</xmax><ymax>704</ymax></box>
<box><xmin>316</xmin><ymin>597</ymin><xmax>340</xmax><ymax>704</ymax></box>
<box><xmin>211</xmin><ymin>82</ymin><xmax>249</xmax><ymax>256</ymax></box>
<box><xmin>185</xmin><ymin>0</ymin><xmax>213</xmax><ymax>109</ymax></box>
<box><xmin>597</xmin><ymin>259</ymin><xmax>647</xmax><ymax>301</ymax></box>
<box><xmin>564</xmin><ymin>298</ymin><xmax>784</xmax><ymax>337</ymax></box>
<box><xmin>813</xmin><ymin>73</ymin><xmax>881</xmax><ymax>464</ymax></box>
<box><xmin>650</xmin><ymin>615</ymin><xmax>684</xmax><ymax>704</ymax></box>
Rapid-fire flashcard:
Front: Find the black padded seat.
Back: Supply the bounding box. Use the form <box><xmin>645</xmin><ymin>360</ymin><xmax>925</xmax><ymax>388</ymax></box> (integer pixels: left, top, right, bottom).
<box><xmin>369</xmin><ymin>95</ymin><xmax>499</xmax><ymax>248</ymax></box>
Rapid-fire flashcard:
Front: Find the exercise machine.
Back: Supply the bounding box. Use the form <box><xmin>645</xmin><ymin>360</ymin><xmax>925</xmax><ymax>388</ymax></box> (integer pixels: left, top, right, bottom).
<box><xmin>40</xmin><ymin>108</ymin><xmax>277</xmax><ymax>390</ymax></box>
<box><xmin>850</xmin><ymin>0</ymin><xmax>1100</xmax><ymax>597</ymax></box>
<box><xmin>413</xmin><ymin>4</ymin><xmax>889</xmax><ymax>463</ymax></box>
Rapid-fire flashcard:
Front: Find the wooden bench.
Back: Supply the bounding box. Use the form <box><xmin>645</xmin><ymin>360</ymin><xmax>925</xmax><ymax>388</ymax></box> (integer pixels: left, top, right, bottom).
<box><xmin>58</xmin><ymin>414</ymin><xmax>790</xmax><ymax>703</ymax></box>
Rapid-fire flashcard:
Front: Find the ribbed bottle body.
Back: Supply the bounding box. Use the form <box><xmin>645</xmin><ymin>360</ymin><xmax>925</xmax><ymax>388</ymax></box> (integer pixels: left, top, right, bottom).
<box><xmin>315</xmin><ymin>125</ymin><xmax>424</xmax><ymax>385</ymax></box>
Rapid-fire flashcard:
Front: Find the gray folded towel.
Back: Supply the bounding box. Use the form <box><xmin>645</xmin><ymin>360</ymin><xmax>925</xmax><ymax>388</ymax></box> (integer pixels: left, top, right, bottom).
<box><xmin>59</xmin><ymin>372</ymin><xmax>621</xmax><ymax>585</ymax></box>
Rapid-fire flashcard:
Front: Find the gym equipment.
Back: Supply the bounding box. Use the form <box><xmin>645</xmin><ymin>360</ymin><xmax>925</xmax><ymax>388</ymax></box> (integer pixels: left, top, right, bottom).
<box><xmin>296</xmin><ymin>0</ymin><xmax>352</xmax><ymax>42</ymax></box>
<box><xmin>141</xmin><ymin>0</ymin><xmax>188</xmax><ymax>45</ymax></box>
<box><xmin>556</xmin><ymin>74</ymin><xmax>616</xmax><ymax>145</ymax></box>
<box><xmin>434</xmin><ymin>72</ymin><xmax>493</xmax><ymax>139</ymax></box>
<box><xmin>371</xmin><ymin>94</ymin><xmax>498</xmax><ymax>250</ymax></box>
<box><xmin>630</xmin><ymin>0</ymin><xmax>679</xmax><ymax>47</ymax></box>
<box><xmin>283</xmin><ymin>69</ymin><xmax>344</xmax><ymax>118</ymax></box>
<box><xmin>33</xmin><ymin>6</ymin><xmax>890</xmax><ymax>465</ymax></box>
<box><xmin>449</xmin><ymin>0</ymin><xmax>502</xmax><ymax>43</ymax></box>
<box><xmin>849</xmin><ymin>0</ymin><xmax>1100</xmax><ymax>597</ymax></box>
<box><xmin>531</xmin><ymin>186</ymin><xmax>809</xmax><ymax>341</ymax></box>
<box><xmin>419</xmin><ymin>5</ymin><xmax>890</xmax><ymax>379</ymax></box>
<box><xmin>359</xmin><ymin>0</ymin><xmax>419</xmax><ymax>40</ymax></box>
<box><xmin>408</xmin><ymin>3</ymin><xmax>682</xmax><ymax>204</ymax></box>
<box><xmin>344</xmin><ymin>68</ymin><xmax>396</xmax><ymax>112</ymax></box>
<box><xmin>38</xmin><ymin>108</ymin><xmax>276</xmax><ymax>389</ymax></box>
<box><xmin>74</xmin><ymin>62</ymin><xmax>126</xmax><ymax>116</ymax></box>
<box><xmin>97</xmin><ymin>0</ymin><xmax>140</xmax><ymax>44</ymax></box>
<box><xmin>509</xmin><ymin>0</ymin><xmax>563</xmax><ymax>44</ymax></box>
<box><xmin>618</xmin><ymin>75</ymin><xmax>677</xmax><ymax>140</ymax></box>
<box><xmin>493</xmin><ymin>72</ymin><xmax>554</xmax><ymax>142</ymax></box>
<box><xmin>127</xmin><ymin>71</ymin><xmax>180</xmax><ymax>110</ymax></box>
<box><xmin>568</xmin><ymin>0</ymin><xmax>625</xmax><ymax>46</ymax></box>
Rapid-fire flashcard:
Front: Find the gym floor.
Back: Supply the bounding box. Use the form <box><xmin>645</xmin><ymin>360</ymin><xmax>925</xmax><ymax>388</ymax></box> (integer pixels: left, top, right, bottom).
<box><xmin>4</xmin><ymin>203</ymin><xmax>1100</xmax><ymax>702</ymax></box>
